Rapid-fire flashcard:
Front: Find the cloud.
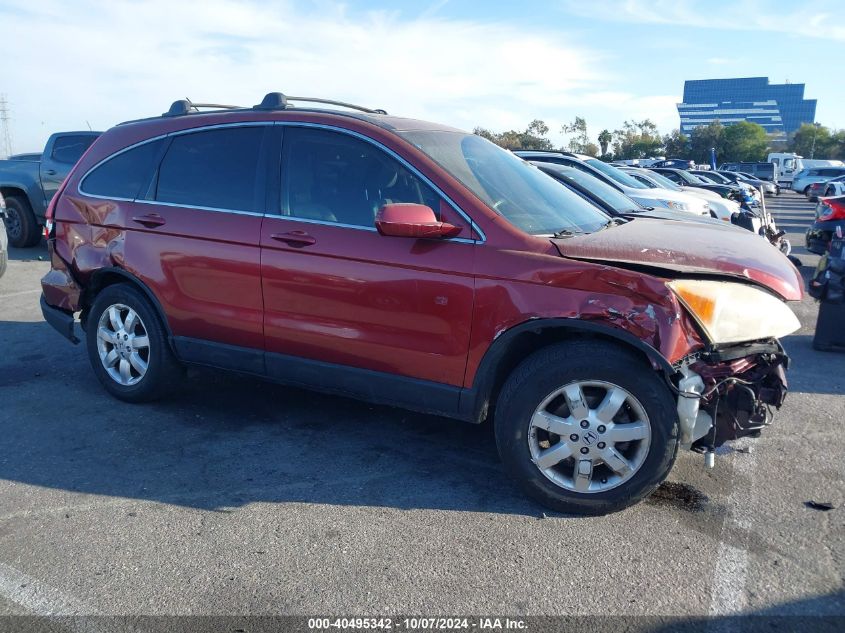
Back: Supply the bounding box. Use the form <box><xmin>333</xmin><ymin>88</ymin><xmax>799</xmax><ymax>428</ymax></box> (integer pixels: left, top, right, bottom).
<box><xmin>558</xmin><ymin>0</ymin><xmax>845</xmax><ymax>42</ymax></box>
<box><xmin>0</xmin><ymin>0</ymin><xmax>610</xmax><ymax>151</ymax></box>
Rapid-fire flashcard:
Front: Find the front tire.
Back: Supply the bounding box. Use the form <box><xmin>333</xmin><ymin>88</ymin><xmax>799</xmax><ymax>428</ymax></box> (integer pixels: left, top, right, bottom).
<box><xmin>4</xmin><ymin>195</ymin><xmax>41</xmax><ymax>248</ymax></box>
<box><xmin>494</xmin><ymin>340</ymin><xmax>679</xmax><ymax>515</ymax></box>
<box><xmin>85</xmin><ymin>284</ymin><xmax>183</xmax><ymax>402</ymax></box>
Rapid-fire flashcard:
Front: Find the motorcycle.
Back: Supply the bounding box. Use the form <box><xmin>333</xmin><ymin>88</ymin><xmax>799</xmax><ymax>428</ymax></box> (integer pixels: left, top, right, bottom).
<box><xmin>731</xmin><ymin>185</ymin><xmax>793</xmax><ymax>259</ymax></box>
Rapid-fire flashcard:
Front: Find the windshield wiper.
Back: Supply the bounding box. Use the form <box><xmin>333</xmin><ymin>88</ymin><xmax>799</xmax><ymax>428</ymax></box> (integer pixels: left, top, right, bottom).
<box><xmin>596</xmin><ymin>218</ymin><xmax>627</xmax><ymax>231</ymax></box>
<box><xmin>553</xmin><ymin>228</ymin><xmax>580</xmax><ymax>238</ymax></box>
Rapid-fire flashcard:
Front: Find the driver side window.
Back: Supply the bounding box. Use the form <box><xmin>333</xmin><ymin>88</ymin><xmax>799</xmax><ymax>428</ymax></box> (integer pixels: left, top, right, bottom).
<box><xmin>282</xmin><ymin>128</ymin><xmax>441</xmax><ymax>228</ymax></box>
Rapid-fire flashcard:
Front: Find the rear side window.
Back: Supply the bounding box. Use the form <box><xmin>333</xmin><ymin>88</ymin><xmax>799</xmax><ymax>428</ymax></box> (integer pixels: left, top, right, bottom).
<box><xmin>155</xmin><ymin>127</ymin><xmax>264</xmax><ymax>212</ymax></box>
<box><xmin>80</xmin><ymin>140</ymin><xmax>163</xmax><ymax>200</ymax></box>
<box><xmin>51</xmin><ymin>135</ymin><xmax>97</xmax><ymax>165</ymax></box>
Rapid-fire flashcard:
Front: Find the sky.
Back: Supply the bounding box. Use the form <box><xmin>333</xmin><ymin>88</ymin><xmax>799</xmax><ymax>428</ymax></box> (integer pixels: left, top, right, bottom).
<box><xmin>1</xmin><ymin>0</ymin><xmax>843</xmax><ymax>154</ymax></box>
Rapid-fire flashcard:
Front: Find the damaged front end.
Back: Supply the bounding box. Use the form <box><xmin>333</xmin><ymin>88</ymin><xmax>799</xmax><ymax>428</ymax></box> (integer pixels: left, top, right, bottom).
<box><xmin>675</xmin><ymin>342</ymin><xmax>789</xmax><ymax>462</ymax></box>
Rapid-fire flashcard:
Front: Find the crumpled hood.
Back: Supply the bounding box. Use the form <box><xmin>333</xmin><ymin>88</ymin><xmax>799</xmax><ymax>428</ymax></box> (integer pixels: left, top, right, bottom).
<box><xmin>552</xmin><ymin>218</ymin><xmax>803</xmax><ymax>301</ymax></box>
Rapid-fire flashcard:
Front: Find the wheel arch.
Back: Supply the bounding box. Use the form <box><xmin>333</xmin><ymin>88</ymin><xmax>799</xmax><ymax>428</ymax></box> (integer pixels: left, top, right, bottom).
<box><xmin>0</xmin><ymin>186</ymin><xmax>29</xmax><ymax>201</ymax></box>
<box><xmin>459</xmin><ymin>318</ymin><xmax>675</xmax><ymax>424</ymax></box>
<box><xmin>80</xmin><ymin>267</ymin><xmax>176</xmax><ymax>353</ymax></box>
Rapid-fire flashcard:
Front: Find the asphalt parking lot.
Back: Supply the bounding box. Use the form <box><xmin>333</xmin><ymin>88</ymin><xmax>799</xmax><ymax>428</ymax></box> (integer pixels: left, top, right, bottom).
<box><xmin>0</xmin><ymin>192</ymin><xmax>843</xmax><ymax>624</ymax></box>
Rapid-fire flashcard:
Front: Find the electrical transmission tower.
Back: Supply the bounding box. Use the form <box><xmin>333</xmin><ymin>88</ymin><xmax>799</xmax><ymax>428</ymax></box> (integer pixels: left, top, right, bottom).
<box><xmin>0</xmin><ymin>95</ymin><xmax>12</xmax><ymax>158</ymax></box>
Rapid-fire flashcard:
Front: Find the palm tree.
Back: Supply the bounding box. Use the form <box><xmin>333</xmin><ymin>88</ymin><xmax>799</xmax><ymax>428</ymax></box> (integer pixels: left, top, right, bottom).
<box><xmin>598</xmin><ymin>129</ymin><xmax>612</xmax><ymax>156</ymax></box>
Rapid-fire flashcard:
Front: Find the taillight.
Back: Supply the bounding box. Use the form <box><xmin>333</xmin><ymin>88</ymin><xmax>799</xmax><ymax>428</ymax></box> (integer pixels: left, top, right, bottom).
<box><xmin>818</xmin><ymin>197</ymin><xmax>845</xmax><ymax>221</ymax></box>
<box><xmin>45</xmin><ymin>136</ymin><xmax>99</xmax><ymax>240</ymax></box>
<box><xmin>44</xmin><ymin>187</ymin><xmax>59</xmax><ymax>239</ymax></box>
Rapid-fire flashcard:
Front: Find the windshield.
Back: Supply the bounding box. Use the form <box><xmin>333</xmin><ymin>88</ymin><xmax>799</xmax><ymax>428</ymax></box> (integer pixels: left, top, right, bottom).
<box><xmin>672</xmin><ymin>170</ymin><xmax>703</xmax><ymax>184</ymax></box>
<box><xmin>583</xmin><ymin>158</ymin><xmax>649</xmax><ymax>189</ymax></box>
<box><xmin>696</xmin><ymin>171</ymin><xmax>729</xmax><ymax>184</ymax></box>
<box><xmin>552</xmin><ymin>167</ymin><xmax>642</xmax><ymax>214</ymax></box>
<box><xmin>640</xmin><ymin>170</ymin><xmax>682</xmax><ymax>191</ymax></box>
<box><xmin>398</xmin><ymin>131</ymin><xmax>610</xmax><ymax>235</ymax></box>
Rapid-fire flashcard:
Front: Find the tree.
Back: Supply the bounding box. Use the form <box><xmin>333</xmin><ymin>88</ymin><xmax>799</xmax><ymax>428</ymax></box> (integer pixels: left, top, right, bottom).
<box><xmin>689</xmin><ymin>121</ymin><xmax>725</xmax><ymax>164</ymax></box>
<box><xmin>598</xmin><ymin>129</ymin><xmax>612</xmax><ymax>157</ymax></box>
<box><xmin>721</xmin><ymin>121</ymin><xmax>768</xmax><ymax>162</ymax></box>
<box><xmin>561</xmin><ymin>116</ymin><xmax>591</xmax><ymax>154</ymax></box>
<box><xmin>611</xmin><ymin>119</ymin><xmax>662</xmax><ymax>159</ymax></box>
<box><xmin>790</xmin><ymin>123</ymin><xmax>834</xmax><ymax>159</ymax></box>
<box><xmin>582</xmin><ymin>142</ymin><xmax>600</xmax><ymax>157</ymax></box>
<box><xmin>831</xmin><ymin>130</ymin><xmax>845</xmax><ymax>160</ymax></box>
<box><xmin>662</xmin><ymin>129</ymin><xmax>690</xmax><ymax>158</ymax></box>
<box><xmin>473</xmin><ymin>119</ymin><xmax>554</xmax><ymax>150</ymax></box>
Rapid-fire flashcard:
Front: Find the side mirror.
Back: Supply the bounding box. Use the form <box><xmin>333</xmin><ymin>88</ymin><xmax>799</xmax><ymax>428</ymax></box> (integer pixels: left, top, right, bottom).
<box><xmin>375</xmin><ymin>203</ymin><xmax>461</xmax><ymax>239</ymax></box>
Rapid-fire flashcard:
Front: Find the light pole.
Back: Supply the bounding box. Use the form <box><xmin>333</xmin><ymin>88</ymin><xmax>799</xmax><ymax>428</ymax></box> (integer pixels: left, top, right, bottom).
<box><xmin>810</xmin><ymin>122</ymin><xmax>821</xmax><ymax>159</ymax></box>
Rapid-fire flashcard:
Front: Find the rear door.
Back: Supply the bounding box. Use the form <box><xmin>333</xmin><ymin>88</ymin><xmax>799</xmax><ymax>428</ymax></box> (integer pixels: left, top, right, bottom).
<box><xmin>260</xmin><ymin>125</ymin><xmax>476</xmax><ymax>406</ymax></box>
<box><xmin>126</xmin><ymin>125</ymin><xmax>269</xmax><ymax>368</ymax></box>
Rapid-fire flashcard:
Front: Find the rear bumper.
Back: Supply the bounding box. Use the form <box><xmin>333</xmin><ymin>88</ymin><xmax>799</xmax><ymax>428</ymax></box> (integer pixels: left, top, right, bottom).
<box><xmin>40</xmin><ymin>294</ymin><xmax>80</xmax><ymax>344</ymax></box>
<box><xmin>806</xmin><ymin>219</ymin><xmax>845</xmax><ymax>255</ymax></box>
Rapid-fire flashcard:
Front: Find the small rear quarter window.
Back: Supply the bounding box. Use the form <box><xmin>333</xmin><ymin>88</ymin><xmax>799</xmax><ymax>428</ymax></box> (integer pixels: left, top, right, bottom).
<box><xmin>80</xmin><ymin>140</ymin><xmax>163</xmax><ymax>200</ymax></box>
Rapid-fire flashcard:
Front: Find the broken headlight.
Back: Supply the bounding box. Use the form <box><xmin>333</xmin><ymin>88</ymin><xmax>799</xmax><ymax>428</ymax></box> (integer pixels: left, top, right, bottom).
<box><xmin>668</xmin><ymin>279</ymin><xmax>800</xmax><ymax>345</ymax></box>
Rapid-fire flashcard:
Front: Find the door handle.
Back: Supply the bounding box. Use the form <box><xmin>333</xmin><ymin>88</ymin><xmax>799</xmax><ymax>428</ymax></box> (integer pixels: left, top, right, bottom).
<box><xmin>132</xmin><ymin>214</ymin><xmax>167</xmax><ymax>228</ymax></box>
<box><xmin>271</xmin><ymin>230</ymin><xmax>316</xmax><ymax>246</ymax></box>
<box><xmin>44</xmin><ymin>169</ymin><xmax>57</xmax><ymax>176</ymax></box>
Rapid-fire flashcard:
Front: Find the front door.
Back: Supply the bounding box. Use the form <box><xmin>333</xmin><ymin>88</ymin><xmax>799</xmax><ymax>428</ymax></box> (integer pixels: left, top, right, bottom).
<box><xmin>260</xmin><ymin>126</ymin><xmax>476</xmax><ymax>405</ymax></box>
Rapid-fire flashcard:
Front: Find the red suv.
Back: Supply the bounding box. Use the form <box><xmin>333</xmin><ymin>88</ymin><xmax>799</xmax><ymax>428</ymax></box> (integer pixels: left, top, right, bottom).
<box><xmin>41</xmin><ymin>93</ymin><xmax>802</xmax><ymax>514</ymax></box>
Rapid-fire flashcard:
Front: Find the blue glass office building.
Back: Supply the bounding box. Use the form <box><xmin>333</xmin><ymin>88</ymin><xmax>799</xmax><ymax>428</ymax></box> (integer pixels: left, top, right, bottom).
<box><xmin>677</xmin><ymin>77</ymin><xmax>816</xmax><ymax>137</ymax></box>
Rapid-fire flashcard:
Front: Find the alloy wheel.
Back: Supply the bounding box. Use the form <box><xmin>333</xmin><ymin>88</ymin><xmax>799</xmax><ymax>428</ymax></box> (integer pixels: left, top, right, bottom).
<box><xmin>96</xmin><ymin>303</ymin><xmax>151</xmax><ymax>386</ymax></box>
<box><xmin>528</xmin><ymin>380</ymin><xmax>651</xmax><ymax>493</ymax></box>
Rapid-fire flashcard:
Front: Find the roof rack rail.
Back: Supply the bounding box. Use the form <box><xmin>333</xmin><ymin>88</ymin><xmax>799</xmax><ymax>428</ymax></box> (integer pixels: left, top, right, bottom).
<box><xmin>253</xmin><ymin>92</ymin><xmax>387</xmax><ymax>115</ymax></box>
<box><xmin>163</xmin><ymin>99</ymin><xmax>242</xmax><ymax>117</ymax></box>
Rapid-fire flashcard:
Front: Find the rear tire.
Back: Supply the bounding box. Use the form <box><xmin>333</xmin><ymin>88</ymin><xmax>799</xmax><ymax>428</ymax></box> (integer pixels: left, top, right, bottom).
<box><xmin>494</xmin><ymin>340</ymin><xmax>679</xmax><ymax>515</ymax></box>
<box><xmin>3</xmin><ymin>195</ymin><xmax>41</xmax><ymax>248</ymax></box>
<box><xmin>85</xmin><ymin>283</ymin><xmax>183</xmax><ymax>402</ymax></box>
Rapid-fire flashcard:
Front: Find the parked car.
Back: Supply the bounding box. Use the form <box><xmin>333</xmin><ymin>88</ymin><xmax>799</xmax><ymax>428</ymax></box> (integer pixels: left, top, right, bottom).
<box><xmin>41</xmin><ymin>92</ymin><xmax>802</xmax><ymax>515</ymax></box>
<box><xmin>822</xmin><ymin>178</ymin><xmax>845</xmax><ymax>198</ymax></box>
<box><xmin>531</xmin><ymin>162</ymin><xmax>725</xmax><ymax>225</ymax></box>
<box><xmin>0</xmin><ymin>192</ymin><xmax>7</xmax><ymax>279</ymax></box>
<box><xmin>0</xmin><ymin>131</ymin><xmax>101</xmax><ymax>247</ymax></box>
<box><xmin>650</xmin><ymin>159</ymin><xmax>695</xmax><ymax>169</ymax></box>
<box><xmin>721</xmin><ymin>162</ymin><xmax>778</xmax><ymax>183</ymax></box>
<box><xmin>807</xmin><ymin>175</ymin><xmax>845</xmax><ymax>200</ymax></box>
<box><xmin>514</xmin><ymin>151</ymin><xmax>711</xmax><ymax>217</ymax></box>
<box><xmin>621</xmin><ymin>166</ymin><xmax>738</xmax><ymax>222</ymax></box>
<box><xmin>792</xmin><ymin>167</ymin><xmax>845</xmax><ymax>195</ymax></box>
<box><xmin>693</xmin><ymin>169</ymin><xmax>771</xmax><ymax>200</ymax></box>
<box><xmin>650</xmin><ymin>167</ymin><xmax>744</xmax><ymax>200</ymax></box>
<box><xmin>806</xmin><ymin>196</ymin><xmax>845</xmax><ymax>254</ymax></box>
<box><xmin>714</xmin><ymin>170</ymin><xmax>778</xmax><ymax>196</ymax></box>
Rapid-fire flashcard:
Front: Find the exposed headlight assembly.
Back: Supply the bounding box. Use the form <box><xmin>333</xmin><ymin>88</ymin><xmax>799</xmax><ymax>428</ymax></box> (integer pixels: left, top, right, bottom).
<box><xmin>668</xmin><ymin>279</ymin><xmax>800</xmax><ymax>345</ymax></box>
